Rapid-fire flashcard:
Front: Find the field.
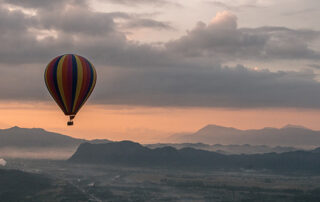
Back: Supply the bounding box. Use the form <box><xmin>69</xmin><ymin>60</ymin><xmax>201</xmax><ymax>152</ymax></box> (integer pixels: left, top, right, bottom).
<box><xmin>2</xmin><ymin>158</ymin><xmax>320</xmax><ymax>202</ymax></box>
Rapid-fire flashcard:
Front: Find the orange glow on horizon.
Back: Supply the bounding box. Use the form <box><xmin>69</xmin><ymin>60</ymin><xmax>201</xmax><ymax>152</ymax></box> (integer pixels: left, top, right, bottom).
<box><xmin>0</xmin><ymin>101</ymin><xmax>320</xmax><ymax>143</ymax></box>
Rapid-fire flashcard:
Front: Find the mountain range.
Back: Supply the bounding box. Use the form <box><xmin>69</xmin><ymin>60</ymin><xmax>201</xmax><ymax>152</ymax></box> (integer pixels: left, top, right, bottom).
<box><xmin>69</xmin><ymin>141</ymin><xmax>320</xmax><ymax>173</ymax></box>
<box><xmin>169</xmin><ymin>124</ymin><xmax>320</xmax><ymax>147</ymax></box>
<box><xmin>1</xmin><ymin>124</ymin><xmax>320</xmax><ymax>159</ymax></box>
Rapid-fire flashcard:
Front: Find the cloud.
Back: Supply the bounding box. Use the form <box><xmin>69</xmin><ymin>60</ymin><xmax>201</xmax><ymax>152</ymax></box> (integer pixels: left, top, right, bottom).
<box><xmin>1</xmin><ymin>4</ymin><xmax>319</xmax><ymax>65</ymax></box>
<box><xmin>166</xmin><ymin>11</ymin><xmax>320</xmax><ymax>61</ymax></box>
<box><xmin>0</xmin><ymin>158</ymin><xmax>6</xmax><ymax>166</ymax></box>
<box><xmin>0</xmin><ymin>0</ymin><xmax>176</xmax><ymax>65</ymax></box>
<box><xmin>0</xmin><ymin>2</ymin><xmax>320</xmax><ymax>109</ymax></box>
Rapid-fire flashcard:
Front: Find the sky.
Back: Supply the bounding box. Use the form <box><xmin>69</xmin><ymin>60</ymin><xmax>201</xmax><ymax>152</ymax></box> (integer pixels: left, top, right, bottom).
<box><xmin>0</xmin><ymin>0</ymin><xmax>320</xmax><ymax>143</ymax></box>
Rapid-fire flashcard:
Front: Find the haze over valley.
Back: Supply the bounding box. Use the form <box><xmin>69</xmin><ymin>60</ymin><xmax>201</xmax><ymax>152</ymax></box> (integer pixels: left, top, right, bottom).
<box><xmin>1</xmin><ymin>125</ymin><xmax>320</xmax><ymax>201</ymax></box>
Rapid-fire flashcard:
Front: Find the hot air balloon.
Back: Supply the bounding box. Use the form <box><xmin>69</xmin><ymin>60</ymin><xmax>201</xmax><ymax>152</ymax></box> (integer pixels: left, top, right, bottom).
<box><xmin>44</xmin><ymin>54</ymin><xmax>97</xmax><ymax>126</ymax></box>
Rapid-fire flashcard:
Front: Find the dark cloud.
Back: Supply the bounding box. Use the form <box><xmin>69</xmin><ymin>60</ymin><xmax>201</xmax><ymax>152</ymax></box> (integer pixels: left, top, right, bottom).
<box><xmin>124</xmin><ymin>18</ymin><xmax>173</xmax><ymax>30</ymax></box>
<box><xmin>98</xmin><ymin>0</ymin><xmax>175</xmax><ymax>7</ymax></box>
<box><xmin>282</xmin><ymin>8</ymin><xmax>319</xmax><ymax>16</ymax></box>
<box><xmin>308</xmin><ymin>64</ymin><xmax>320</xmax><ymax>69</ymax></box>
<box><xmin>1</xmin><ymin>0</ymin><xmax>178</xmax><ymax>8</ymax></box>
<box><xmin>0</xmin><ymin>65</ymin><xmax>47</xmax><ymax>100</ymax></box>
<box><xmin>106</xmin><ymin>12</ymin><xmax>131</xmax><ymax>19</ymax></box>
<box><xmin>0</xmin><ymin>6</ymin><xmax>35</xmax><ymax>34</ymax></box>
<box><xmin>37</xmin><ymin>6</ymin><xmax>117</xmax><ymax>36</ymax></box>
<box><xmin>91</xmin><ymin>65</ymin><xmax>320</xmax><ymax>108</ymax></box>
<box><xmin>2</xmin><ymin>0</ymin><xmax>87</xmax><ymax>9</ymax></box>
<box><xmin>2</xmin><ymin>63</ymin><xmax>320</xmax><ymax>109</ymax></box>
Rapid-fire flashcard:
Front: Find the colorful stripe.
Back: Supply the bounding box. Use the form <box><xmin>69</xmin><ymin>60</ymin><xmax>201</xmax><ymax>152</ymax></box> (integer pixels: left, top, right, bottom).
<box><xmin>44</xmin><ymin>54</ymin><xmax>97</xmax><ymax>116</ymax></box>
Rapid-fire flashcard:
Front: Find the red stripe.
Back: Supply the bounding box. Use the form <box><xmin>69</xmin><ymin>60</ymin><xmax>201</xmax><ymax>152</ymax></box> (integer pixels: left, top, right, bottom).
<box><xmin>74</xmin><ymin>57</ymin><xmax>90</xmax><ymax>112</ymax></box>
<box><xmin>62</xmin><ymin>55</ymin><xmax>73</xmax><ymax>114</ymax></box>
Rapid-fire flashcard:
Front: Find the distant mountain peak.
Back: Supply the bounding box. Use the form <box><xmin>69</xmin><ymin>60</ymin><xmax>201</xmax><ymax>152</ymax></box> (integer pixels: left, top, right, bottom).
<box><xmin>200</xmin><ymin>124</ymin><xmax>311</xmax><ymax>131</ymax></box>
<box><xmin>170</xmin><ymin>123</ymin><xmax>320</xmax><ymax>147</ymax></box>
<box><xmin>204</xmin><ymin>124</ymin><xmax>234</xmax><ymax>129</ymax></box>
<box><xmin>9</xmin><ymin>126</ymin><xmax>21</xmax><ymax>130</ymax></box>
<box><xmin>282</xmin><ymin>124</ymin><xmax>309</xmax><ymax>130</ymax></box>
<box><xmin>199</xmin><ymin>124</ymin><xmax>239</xmax><ymax>132</ymax></box>
<box><xmin>4</xmin><ymin>126</ymin><xmax>47</xmax><ymax>135</ymax></box>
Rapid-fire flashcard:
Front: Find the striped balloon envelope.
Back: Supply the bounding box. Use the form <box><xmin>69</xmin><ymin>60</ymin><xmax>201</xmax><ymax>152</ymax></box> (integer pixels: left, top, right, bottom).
<box><xmin>44</xmin><ymin>54</ymin><xmax>97</xmax><ymax>125</ymax></box>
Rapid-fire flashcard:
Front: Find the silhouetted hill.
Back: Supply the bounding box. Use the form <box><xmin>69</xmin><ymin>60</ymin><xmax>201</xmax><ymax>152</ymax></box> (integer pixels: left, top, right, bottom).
<box><xmin>0</xmin><ymin>169</ymin><xmax>51</xmax><ymax>200</ymax></box>
<box><xmin>0</xmin><ymin>169</ymin><xmax>88</xmax><ymax>201</ymax></box>
<box><xmin>69</xmin><ymin>141</ymin><xmax>320</xmax><ymax>173</ymax></box>
<box><xmin>169</xmin><ymin>124</ymin><xmax>320</xmax><ymax>147</ymax></box>
<box><xmin>69</xmin><ymin>141</ymin><xmax>224</xmax><ymax>167</ymax></box>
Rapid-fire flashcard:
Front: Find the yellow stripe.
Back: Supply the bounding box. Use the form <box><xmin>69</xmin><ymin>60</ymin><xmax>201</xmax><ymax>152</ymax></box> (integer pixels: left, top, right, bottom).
<box><xmin>85</xmin><ymin>63</ymin><xmax>97</xmax><ymax>101</ymax></box>
<box><xmin>72</xmin><ymin>55</ymin><xmax>84</xmax><ymax>113</ymax></box>
<box><xmin>57</xmin><ymin>55</ymin><xmax>68</xmax><ymax>112</ymax></box>
<box><xmin>89</xmin><ymin>62</ymin><xmax>97</xmax><ymax>93</ymax></box>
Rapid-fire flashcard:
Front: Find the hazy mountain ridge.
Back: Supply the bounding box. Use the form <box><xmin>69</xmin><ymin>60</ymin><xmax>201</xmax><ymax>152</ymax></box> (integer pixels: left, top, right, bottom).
<box><xmin>170</xmin><ymin>124</ymin><xmax>320</xmax><ymax>147</ymax></box>
<box><xmin>0</xmin><ymin>126</ymin><xmax>84</xmax><ymax>148</ymax></box>
<box><xmin>146</xmin><ymin>143</ymin><xmax>298</xmax><ymax>154</ymax></box>
<box><xmin>69</xmin><ymin>141</ymin><xmax>320</xmax><ymax>173</ymax></box>
<box><xmin>0</xmin><ymin>126</ymin><xmax>111</xmax><ymax>159</ymax></box>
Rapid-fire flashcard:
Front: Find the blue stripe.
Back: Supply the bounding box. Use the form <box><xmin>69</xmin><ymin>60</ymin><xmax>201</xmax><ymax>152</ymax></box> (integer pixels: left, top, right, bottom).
<box><xmin>71</xmin><ymin>55</ymin><xmax>78</xmax><ymax>114</ymax></box>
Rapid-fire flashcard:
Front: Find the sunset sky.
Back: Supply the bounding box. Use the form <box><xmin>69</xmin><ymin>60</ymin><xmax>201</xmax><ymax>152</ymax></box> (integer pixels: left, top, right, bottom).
<box><xmin>0</xmin><ymin>0</ymin><xmax>320</xmax><ymax>143</ymax></box>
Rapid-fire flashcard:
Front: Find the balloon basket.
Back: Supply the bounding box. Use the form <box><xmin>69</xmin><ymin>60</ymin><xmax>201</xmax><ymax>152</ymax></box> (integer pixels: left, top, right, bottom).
<box><xmin>67</xmin><ymin>115</ymin><xmax>75</xmax><ymax>126</ymax></box>
<box><xmin>67</xmin><ymin>121</ymin><xmax>74</xmax><ymax>126</ymax></box>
